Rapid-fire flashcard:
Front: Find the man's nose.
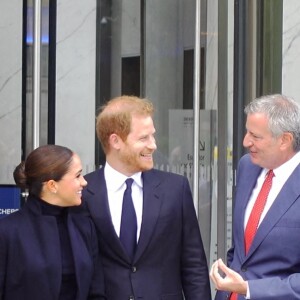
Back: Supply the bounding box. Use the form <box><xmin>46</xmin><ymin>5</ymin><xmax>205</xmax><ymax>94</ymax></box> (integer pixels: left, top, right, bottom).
<box><xmin>149</xmin><ymin>136</ymin><xmax>157</xmax><ymax>150</ymax></box>
<box><xmin>243</xmin><ymin>133</ymin><xmax>252</xmax><ymax>147</ymax></box>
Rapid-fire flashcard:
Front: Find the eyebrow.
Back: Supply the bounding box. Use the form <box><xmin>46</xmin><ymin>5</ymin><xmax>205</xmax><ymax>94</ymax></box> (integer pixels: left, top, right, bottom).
<box><xmin>75</xmin><ymin>169</ymin><xmax>83</xmax><ymax>175</ymax></box>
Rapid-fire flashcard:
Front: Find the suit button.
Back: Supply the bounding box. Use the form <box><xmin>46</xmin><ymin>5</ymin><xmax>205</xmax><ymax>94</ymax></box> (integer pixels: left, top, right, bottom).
<box><xmin>241</xmin><ymin>267</ymin><xmax>247</xmax><ymax>272</ymax></box>
<box><xmin>129</xmin><ymin>296</ymin><xmax>134</xmax><ymax>300</ymax></box>
<box><xmin>132</xmin><ymin>266</ymin><xmax>137</xmax><ymax>272</ymax></box>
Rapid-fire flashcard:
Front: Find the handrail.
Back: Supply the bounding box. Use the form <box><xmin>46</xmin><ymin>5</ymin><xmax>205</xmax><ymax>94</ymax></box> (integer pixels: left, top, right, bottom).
<box><xmin>32</xmin><ymin>0</ymin><xmax>42</xmax><ymax>149</ymax></box>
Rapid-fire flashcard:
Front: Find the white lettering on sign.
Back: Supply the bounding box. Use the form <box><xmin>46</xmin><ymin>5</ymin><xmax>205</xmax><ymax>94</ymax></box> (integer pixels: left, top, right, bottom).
<box><xmin>0</xmin><ymin>208</ymin><xmax>19</xmax><ymax>215</ymax></box>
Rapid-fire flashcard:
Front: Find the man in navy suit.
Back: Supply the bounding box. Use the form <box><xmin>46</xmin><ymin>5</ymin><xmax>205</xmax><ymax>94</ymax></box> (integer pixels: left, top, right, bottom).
<box><xmin>210</xmin><ymin>94</ymin><xmax>300</xmax><ymax>299</ymax></box>
<box><xmin>82</xmin><ymin>95</ymin><xmax>211</xmax><ymax>299</ymax></box>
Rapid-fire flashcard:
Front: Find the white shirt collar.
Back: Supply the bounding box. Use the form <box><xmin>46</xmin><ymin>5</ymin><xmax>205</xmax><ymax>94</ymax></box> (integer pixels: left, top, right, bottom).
<box><xmin>272</xmin><ymin>150</ymin><xmax>300</xmax><ymax>179</ymax></box>
<box><xmin>104</xmin><ymin>162</ymin><xmax>143</xmax><ymax>191</ymax></box>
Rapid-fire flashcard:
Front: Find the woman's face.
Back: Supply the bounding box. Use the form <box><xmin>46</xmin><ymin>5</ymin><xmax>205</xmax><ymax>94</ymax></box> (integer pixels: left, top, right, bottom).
<box><xmin>55</xmin><ymin>153</ymin><xmax>87</xmax><ymax>206</ymax></box>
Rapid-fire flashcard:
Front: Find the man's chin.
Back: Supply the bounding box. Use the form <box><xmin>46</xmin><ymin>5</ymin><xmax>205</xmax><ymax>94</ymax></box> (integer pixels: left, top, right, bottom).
<box><xmin>140</xmin><ymin>162</ymin><xmax>154</xmax><ymax>171</ymax></box>
<box><xmin>249</xmin><ymin>154</ymin><xmax>261</xmax><ymax>166</ymax></box>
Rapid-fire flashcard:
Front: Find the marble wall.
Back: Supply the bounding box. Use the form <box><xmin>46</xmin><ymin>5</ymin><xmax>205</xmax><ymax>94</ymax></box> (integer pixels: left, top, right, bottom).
<box><xmin>3</xmin><ymin>0</ymin><xmax>293</xmax><ymax>180</ymax></box>
<box><xmin>0</xmin><ymin>1</ymin><xmax>22</xmax><ymax>184</ymax></box>
<box><xmin>55</xmin><ymin>0</ymin><xmax>97</xmax><ymax>173</ymax></box>
<box><xmin>282</xmin><ymin>0</ymin><xmax>300</xmax><ymax>101</ymax></box>
<box><xmin>144</xmin><ymin>0</ymin><xmax>184</xmax><ymax>156</ymax></box>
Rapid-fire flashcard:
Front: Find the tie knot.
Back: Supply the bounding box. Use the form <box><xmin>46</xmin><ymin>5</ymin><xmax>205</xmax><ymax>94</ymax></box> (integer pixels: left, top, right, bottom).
<box><xmin>267</xmin><ymin>170</ymin><xmax>274</xmax><ymax>179</ymax></box>
<box><xmin>125</xmin><ymin>178</ymin><xmax>134</xmax><ymax>188</ymax></box>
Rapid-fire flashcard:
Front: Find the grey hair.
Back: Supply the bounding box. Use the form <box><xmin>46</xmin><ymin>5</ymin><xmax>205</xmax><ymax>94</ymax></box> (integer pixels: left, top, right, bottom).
<box><xmin>244</xmin><ymin>94</ymin><xmax>300</xmax><ymax>151</ymax></box>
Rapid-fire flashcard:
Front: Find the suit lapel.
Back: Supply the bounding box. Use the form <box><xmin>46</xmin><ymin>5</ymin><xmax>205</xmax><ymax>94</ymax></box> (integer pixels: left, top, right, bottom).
<box><xmin>84</xmin><ymin>168</ymin><xmax>128</xmax><ymax>261</ymax></box>
<box><xmin>133</xmin><ymin>170</ymin><xmax>162</xmax><ymax>263</ymax></box>
<box><xmin>234</xmin><ymin>164</ymin><xmax>262</xmax><ymax>260</ymax></box>
<box><xmin>84</xmin><ymin>168</ymin><xmax>164</xmax><ymax>263</ymax></box>
<box><xmin>67</xmin><ymin>215</ymin><xmax>90</xmax><ymax>294</ymax></box>
<box><xmin>246</xmin><ymin>164</ymin><xmax>300</xmax><ymax>258</ymax></box>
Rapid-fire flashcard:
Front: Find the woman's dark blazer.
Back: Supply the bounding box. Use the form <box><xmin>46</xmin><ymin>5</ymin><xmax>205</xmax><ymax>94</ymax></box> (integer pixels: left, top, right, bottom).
<box><xmin>0</xmin><ymin>196</ymin><xmax>105</xmax><ymax>300</ymax></box>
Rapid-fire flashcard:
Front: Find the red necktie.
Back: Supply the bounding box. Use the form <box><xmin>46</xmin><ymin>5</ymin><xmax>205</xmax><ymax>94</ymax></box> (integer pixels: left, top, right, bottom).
<box><xmin>244</xmin><ymin>169</ymin><xmax>274</xmax><ymax>254</ymax></box>
<box><xmin>229</xmin><ymin>170</ymin><xmax>274</xmax><ymax>300</ymax></box>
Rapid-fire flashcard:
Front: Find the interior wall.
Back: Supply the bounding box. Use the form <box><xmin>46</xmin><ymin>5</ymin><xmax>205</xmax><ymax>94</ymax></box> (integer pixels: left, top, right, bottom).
<box><xmin>55</xmin><ymin>0</ymin><xmax>97</xmax><ymax>173</ymax></box>
<box><xmin>0</xmin><ymin>1</ymin><xmax>22</xmax><ymax>184</ymax></box>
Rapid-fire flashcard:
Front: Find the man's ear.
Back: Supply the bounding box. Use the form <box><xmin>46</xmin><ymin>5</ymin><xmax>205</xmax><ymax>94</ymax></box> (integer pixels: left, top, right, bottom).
<box><xmin>109</xmin><ymin>133</ymin><xmax>122</xmax><ymax>150</ymax></box>
<box><xmin>280</xmin><ymin>132</ymin><xmax>293</xmax><ymax>150</ymax></box>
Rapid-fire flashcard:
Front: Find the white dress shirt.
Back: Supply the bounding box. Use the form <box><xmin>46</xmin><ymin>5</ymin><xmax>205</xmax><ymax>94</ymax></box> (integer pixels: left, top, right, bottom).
<box><xmin>104</xmin><ymin>162</ymin><xmax>143</xmax><ymax>242</ymax></box>
<box><xmin>244</xmin><ymin>151</ymin><xmax>300</xmax><ymax>229</ymax></box>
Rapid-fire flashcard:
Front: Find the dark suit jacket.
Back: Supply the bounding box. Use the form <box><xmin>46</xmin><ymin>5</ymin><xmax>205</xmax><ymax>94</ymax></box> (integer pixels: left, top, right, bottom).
<box><xmin>83</xmin><ymin>166</ymin><xmax>211</xmax><ymax>300</ymax></box>
<box><xmin>0</xmin><ymin>196</ymin><xmax>105</xmax><ymax>300</ymax></box>
<box><xmin>215</xmin><ymin>154</ymin><xmax>300</xmax><ymax>300</ymax></box>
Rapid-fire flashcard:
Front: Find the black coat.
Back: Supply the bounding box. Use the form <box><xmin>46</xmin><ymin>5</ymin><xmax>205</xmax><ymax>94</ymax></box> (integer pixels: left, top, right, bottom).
<box><xmin>0</xmin><ymin>196</ymin><xmax>106</xmax><ymax>300</ymax></box>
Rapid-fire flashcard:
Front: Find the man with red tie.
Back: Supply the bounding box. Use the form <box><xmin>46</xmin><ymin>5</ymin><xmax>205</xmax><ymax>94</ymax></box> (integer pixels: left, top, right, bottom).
<box><xmin>210</xmin><ymin>94</ymin><xmax>300</xmax><ymax>299</ymax></box>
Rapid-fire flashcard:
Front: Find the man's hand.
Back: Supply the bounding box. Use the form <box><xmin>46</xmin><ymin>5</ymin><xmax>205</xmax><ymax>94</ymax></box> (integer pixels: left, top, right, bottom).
<box><xmin>210</xmin><ymin>258</ymin><xmax>248</xmax><ymax>295</ymax></box>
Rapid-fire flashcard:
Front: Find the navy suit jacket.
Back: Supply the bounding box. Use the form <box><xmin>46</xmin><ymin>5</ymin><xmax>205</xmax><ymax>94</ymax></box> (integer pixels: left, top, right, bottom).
<box><xmin>215</xmin><ymin>154</ymin><xmax>300</xmax><ymax>300</ymax></box>
<box><xmin>0</xmin><ymin>196</ymin><xmax>105</xmax><ymax>300</ymax></box>
<box><xmin>83</xmin><ymin>166</ymin><xmax>211</xmax><ymax>300</ymax></box>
